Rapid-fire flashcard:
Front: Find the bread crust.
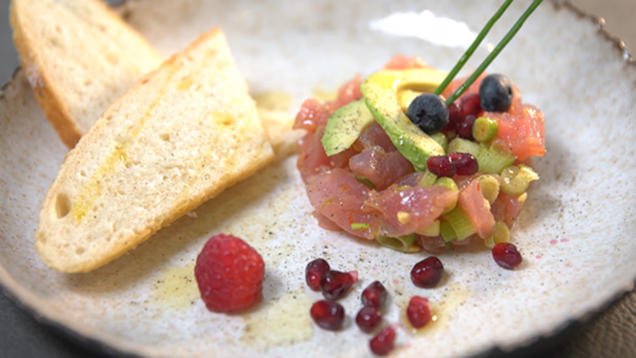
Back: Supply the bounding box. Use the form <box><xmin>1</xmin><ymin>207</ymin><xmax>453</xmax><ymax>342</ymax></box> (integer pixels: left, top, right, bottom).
<box><xmin>10</xmin><ymin>0</ymin><xmax>163</xmax><ymax>148</ymax></box>
<box><xmin>10</xmin><ymin>1</ymin><xmax>82</xmax><ymax>147</ymax></box>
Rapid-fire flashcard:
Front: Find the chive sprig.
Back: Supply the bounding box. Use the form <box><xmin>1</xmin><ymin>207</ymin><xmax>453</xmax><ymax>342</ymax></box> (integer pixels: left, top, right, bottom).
<box><xmin>440</xmin><ymin>0</ymin><xmax>543</xmax><ymax>106</ymax></box>
<box><xmin>434</xmin><ymin>0</ymin><xmax>513</xmax><ymax>96</ymax></box>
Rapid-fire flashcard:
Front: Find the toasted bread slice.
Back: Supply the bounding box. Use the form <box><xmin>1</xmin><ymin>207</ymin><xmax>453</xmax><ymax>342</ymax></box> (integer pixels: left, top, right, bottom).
<box><xmin>10</xmin><ymin>0</ymin><xmax>163</xmax><ymax>147</ymax></box>
<box><xmin>35</xmin><ymin>28</ymin><xmax>274</xmax><ymax>273</ymax></box>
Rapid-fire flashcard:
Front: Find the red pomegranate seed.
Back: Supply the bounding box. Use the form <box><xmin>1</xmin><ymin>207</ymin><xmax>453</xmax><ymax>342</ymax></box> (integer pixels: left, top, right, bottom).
<box><xmin>348</xmin><ymin>270</ymin><xmax>359</xmax><ymax>283</ymax></box>
<box><xmin>406</xmin><ymin>296</ymin><xmax>432</xmax><ymax>328</ymax></box>
<box><xmin>310</xmin><ymin>300</ymin><xmax>345</xmax><ymax>330</ymax></box>
<box><xmin>427</xmin><ymin>155</ymin><xmax>456</xmax><ymax>177</ymax></box>
<box><xmin>446</xmin><ymin>101</ymin><xmax>461</xmax><ymax>131</ymax></box>
<box><xmin>369</xmin><ymin>325</ymin><xmax>396</xmax><ymax>356</ymax></box>
<box><xmin>449</xmin><ymin>152</ymin><xmax>479</xmax><ymax>175</ymax></box>
<box><xmin>410</xmin><ymin>256</ymin><xmax>444</xmax><ymax>288</ymax></box>
<box><xmin>492</xmin><ymin>243</ymin><xmax>523</xmax><ymax>269</ymax></box>
<box><xmin>356</xmin><ymin>306</ymin><xmax>383</xmax><ymax>333</ymax></box>
<box><xmin>320</xmin><ymin>270</ymin><xmax>356</xmax><ymax>300</ymax></box>
<box><xmin>361</xmin><ymin>281</ymin><xmax>387</xmax><ymax>308</ymax></box>
<box><xmin>457</xmin><ymin>114</ymin><xmax>477</xmax><ymax>139</ymax></box>
<box><xmin>459</xmin><ymin>93</ymin><xmax>482</xmax><ymax>118</ymax></box>
<box><xmin>305</xmin><ymin>258</ymin><xmax>330</xmax><ymax>291</ymax></box>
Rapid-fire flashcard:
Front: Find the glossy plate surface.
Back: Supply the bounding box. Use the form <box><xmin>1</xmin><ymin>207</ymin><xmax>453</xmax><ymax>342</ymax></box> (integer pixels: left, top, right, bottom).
<box><xmin>0</xmin><ymin>0</ymin><xmax>634</xmax><ymax>357</ymax></box>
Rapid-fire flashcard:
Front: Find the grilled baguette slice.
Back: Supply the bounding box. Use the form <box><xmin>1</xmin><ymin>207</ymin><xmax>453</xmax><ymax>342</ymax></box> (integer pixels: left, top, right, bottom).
<box><xmin>36</xmin><ymin>28</ymin><xmax>274</xmax><ymax>273</ymax></box>
<box><xmin>10</xmin><ymin>0</ymin><xmax>163</xmax><ymax>147</ymax></box>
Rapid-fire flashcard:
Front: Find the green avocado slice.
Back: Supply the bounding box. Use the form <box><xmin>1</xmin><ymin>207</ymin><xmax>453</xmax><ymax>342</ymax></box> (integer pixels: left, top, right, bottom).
<box><xmin>321</xmin><ymin>99</ymin><xmax>374</xmax><ymax>156</ymax></box>
<box><xmin>361</xmin><ymin>69</ymin><xmax>447</xmax><ymax>171</ymax></box>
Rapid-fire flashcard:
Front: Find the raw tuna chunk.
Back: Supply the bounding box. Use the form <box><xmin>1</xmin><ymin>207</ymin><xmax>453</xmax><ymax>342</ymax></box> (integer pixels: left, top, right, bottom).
<box><xmin>305</xmin><ymin>168</ymin><xmax>380</xmax><ymax>240</ymax></box>
<box><xmin>491</xmin><ymin>192</ymin><xmax>525</xmax><ymax>226</ymax></box>
<box><xmin>488</xmin><ymin>105</ymin><xmax>546</xmax><ymax>161</ymax></box>
<box><xmin>365</xmin><ymin>185</ymin><xmax>458</xmax><ymax>237</ymax></box>
<box><xmin>458</xmin><ymin>179</ymin><xmax>495</xmax><ymax>239</ymax></box>
<box><xmin>348</xmin><ymin>146</ymin><xmax>413</xmax><ymax>190</ymax></box>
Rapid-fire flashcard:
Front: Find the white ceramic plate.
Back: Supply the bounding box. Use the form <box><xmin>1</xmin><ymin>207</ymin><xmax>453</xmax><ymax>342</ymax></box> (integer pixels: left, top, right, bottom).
<box><xmin>1</xmin><ymin>0</ymin><xmax>635</xmax><ymax>357</ymax></box>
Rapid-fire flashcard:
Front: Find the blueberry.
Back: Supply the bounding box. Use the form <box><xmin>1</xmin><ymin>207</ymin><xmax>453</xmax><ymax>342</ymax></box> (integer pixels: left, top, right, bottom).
<box><xmin>406</xmin><ymin>94</ymin><xmax>449</xmax><ymax>134</ymax></box>
<box><xmin>479</xmin><ymin>74</ymin><xmax>513</xmax><ymax>112</ymax></box>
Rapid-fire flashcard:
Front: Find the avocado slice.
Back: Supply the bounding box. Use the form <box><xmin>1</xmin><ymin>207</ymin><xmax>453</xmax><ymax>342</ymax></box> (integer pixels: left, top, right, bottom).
<box><xmin>361</xmin><ymin>68</ymin><xmax>447</xmax><ymax>171</ymax></box>
<box><xmin>321</xmin><ymin>99</ymin><xmax>374</xmax><ymax>156</ymax></box>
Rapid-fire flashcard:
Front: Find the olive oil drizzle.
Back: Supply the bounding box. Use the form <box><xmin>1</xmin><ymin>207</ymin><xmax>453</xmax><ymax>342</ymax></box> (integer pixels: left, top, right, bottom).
<box><xmin>71</xmin><ymin>67</ymin><xmax>180</xmax><ymax>221</ymax></box>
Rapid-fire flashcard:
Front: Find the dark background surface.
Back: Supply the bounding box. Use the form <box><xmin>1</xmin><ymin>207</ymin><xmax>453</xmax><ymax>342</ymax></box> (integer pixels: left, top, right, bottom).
<box><xmin>1</xmin><ymin>1</ymin><xmax>634</xmax><ymax>357</ymax></box>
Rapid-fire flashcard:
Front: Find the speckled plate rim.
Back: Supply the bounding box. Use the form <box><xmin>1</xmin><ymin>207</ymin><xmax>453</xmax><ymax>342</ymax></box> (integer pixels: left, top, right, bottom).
<box><xmin>0</xmin><ymin>0</ymin><xmax>634</xmax><ymax>357</ymax></box>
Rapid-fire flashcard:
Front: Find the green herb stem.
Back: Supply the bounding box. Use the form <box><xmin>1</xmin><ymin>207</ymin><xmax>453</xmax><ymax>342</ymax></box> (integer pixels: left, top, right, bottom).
<box><xmin>434</xmin><ymin>0</ymin><xmax>513</xmax><ymax>96</ymax></box>
<box><xmin>445</xmin><ymin>0</ymin><xmax>543</xmax><ymax>106</ymax></box>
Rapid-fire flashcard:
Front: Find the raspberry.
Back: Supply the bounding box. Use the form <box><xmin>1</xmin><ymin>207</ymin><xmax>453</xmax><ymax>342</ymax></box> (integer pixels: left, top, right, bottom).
<box><xmin>194</xmin><ymin>234</ymin><xmax>265</xmax><ymax>313</ymax></box>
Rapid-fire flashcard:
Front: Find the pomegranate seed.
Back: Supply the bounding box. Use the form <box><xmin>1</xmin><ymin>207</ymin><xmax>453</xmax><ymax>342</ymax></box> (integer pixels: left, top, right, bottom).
<box><xmin>427</xmin><ymin>155</ymin><xmax>456</xmax><ymax>177</ymax></box>
<box><xmin>410</xmin><ymin>256</ymin><xmax>444</xmax><ymax>288</ymax></box>
<box><xmin>446</xmin><ymin>101</ymin><xmax>461</xmax><ymax>131</ymax></box>
<box><xmin>356</xmin><ymin>306</ymin><xmax>383</xmax><ymax>333</ymax></box>
<box><xmin>457</xmin><ymin>114</ymin><xmax>477</xmax><ymax>139</ymax></box>
<box><xmin>449</xmin><ymin>152</ymin><xmax>479</xmax><ymax>175</ymax></box>
<box><xmin>305</xmin><ymin>258</ymin><xmax>330</xmax><ymax>291</ymax></box>
<box><xmin>348</xmin><ymin>270</ymin><xmax>359</xmax><ymax>283</ymax></box>
<box><xmin>320</xmin><ymin>270</ymin><xmax>356</xmax><ymax>300</ymax></box>
<box><xmin>361</xmin><ymin>281</ymin><xmax>387</xmax><ymax>308</ymax></box>
<box><xmin>310</xmin><ymin>300</ymin><xmax>345</xmax><ymax>330</ymax></box>
<box><xmin>406</xmin><ymin>296</ymin><xmax>432</xmax><ymax>328</ymax></box>
<box><xmin>369</xmin><ymin>325</ymin><xmax>396</xmax><ymax>356</ymax></box>
<box><xmin>459</xmin><ymin>93</ymin><xmax>482</xmax><ymax>118</ymax></box>
<box><xmin>492</xmin><ymin>243</ymin><xmax>522</xmax><ymax>269</ymax></box>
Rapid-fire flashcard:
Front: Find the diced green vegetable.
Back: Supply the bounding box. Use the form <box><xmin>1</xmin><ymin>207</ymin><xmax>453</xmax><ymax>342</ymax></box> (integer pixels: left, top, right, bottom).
<box><xmin>375</xmin><ymin>234</ymin><xmax>418</xmax><ymax>252</ymax></box>
<box><xmin>442</xmin><ymin>206</ymin><xmax>475</xmax><ymax>241</ymax></box>
<box><xmin>478</xmin><ymin>174</ymin><xmax>500</xmax><ymax>204</ymax></box>
<box><xmin>492</xmin><ymin>221</ymin><xmax>510</xmax><ymax>243</ymax></box>
<box><xmin>418</xmin><ymin>171</ymin><xmax>438</xmax><ymax>186</ymax></box>
<box><xmin>477</xmin><ymin>143</ymin><xmax>516</xmax><ymax>173</ymax></box>
<box><xmin>472</xmin><ymin>116</ymin><xmax>499</xmax><ymax>142</ymax></box>
<box><xmin>431</xmin><ymin>132</ymin><xmax>448</xmax><ymax>153</ymax></box>
<box><xmin>351</xmin><ymin>222</ymin><xmax>370</xmax><ymax>230</ymax></box>
<box><xmin>440</xmin><ymin>220</ymin><xmax>457</xmax><ymax>242</ymax></box>
<box><xmin>435</xmin><ymin>177</ymin><xmax>458</xmax><ymax>191</ymax></box>
<box><xmin>484</xmin><ymin>235</ymin><xmax>495</xmax><ymax>249</ymax></box>
<box><xmin>448</xmin><ymin>138</ymin><xmax>515</xmax><ymax>173</ymax></box>
<box><xmin>417</xmin><ymin>220</ymin><xmax>440</xmax><ymax>237</ymax></box>
<box><xmin>500</xmin><ymin>164</ymin><xmax>539</xmax><ymax>196</ymax></box>
<box><xmin>448</xmin><ymin>137</ymin><xmax>480</xmax><ymax>155</ymax></box>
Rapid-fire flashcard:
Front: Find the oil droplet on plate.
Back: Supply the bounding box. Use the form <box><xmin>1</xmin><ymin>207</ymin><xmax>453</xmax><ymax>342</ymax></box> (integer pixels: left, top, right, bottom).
<box><xmin>148</xmin><ymin>262</ymin><xmax>199</xmax><ymax>311</ymax></box>
<box><xmin>240</xmin><ymin>289</ymin><xmax>314</xmax><ymax>350</ymax></box>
